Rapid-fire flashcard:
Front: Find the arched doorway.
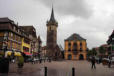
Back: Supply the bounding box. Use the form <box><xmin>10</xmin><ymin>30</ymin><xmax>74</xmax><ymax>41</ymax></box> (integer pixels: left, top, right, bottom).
<box><xmin>68</xmin><ymin>54</ymin><xmax>72</xmax><ymax>60</ymax></box>
<box><xmin>79</xmin><ymin>54</ymin><xmax>84</xmax><ymax>60</ymax></box>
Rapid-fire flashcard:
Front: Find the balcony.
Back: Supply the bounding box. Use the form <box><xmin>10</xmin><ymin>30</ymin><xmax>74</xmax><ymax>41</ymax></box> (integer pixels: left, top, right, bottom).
<box><xmin>73</xmin><ymin>50</ymin><xmax>78</xmax><ymax>55</ymax></box>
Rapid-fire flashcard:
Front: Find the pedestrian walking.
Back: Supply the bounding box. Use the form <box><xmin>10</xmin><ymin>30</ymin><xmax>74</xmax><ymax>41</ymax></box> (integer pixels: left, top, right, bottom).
<box><xmin>108</xmin><ymin>56</ymin><xmax>111</xmax><ymax>68</ymax></box>
<box><xmin>49</xmin><ymin>58</ymin><xmax>51</xmax><ymax>62</ymax></box>
<box><xmin>39</xmin><ymin>59</ymin><xmax>42</xmax><ymax>63</ymax></box>
<box><xmin>91</xmin><ymin>56</ymin><xmax>96</xmax><ymax>69</ymax></box>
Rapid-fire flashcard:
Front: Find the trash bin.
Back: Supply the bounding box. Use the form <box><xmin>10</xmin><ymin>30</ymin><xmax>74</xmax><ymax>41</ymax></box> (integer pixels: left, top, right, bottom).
<box><xmin>0</xmin><ymin>57</ymin><xmax>9</xmax><ymax>73</ymax></box>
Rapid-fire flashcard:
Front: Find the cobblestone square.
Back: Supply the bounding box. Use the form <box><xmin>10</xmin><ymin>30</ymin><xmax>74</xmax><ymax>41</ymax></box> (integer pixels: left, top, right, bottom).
<box><xmin>6</xmin><ymin>60</ymin><xmax>114</xmax><ymax>76</ymax></box>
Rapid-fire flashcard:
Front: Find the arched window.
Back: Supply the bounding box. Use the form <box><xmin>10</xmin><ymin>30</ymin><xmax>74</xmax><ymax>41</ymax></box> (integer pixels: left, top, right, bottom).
<box><xmin>68</xmin><ymin>42</ymin><xmax>71</xmax><ymax>52</ymax></box>
<box><xmin>68</xmin><ymin>54</ymin><xmax>72</xmax><ymax>60</ymax></box>
<box><xmin>80</xmin><ymin>48</ymin><xmax>83</xmax><ymax>52</ymax></box>
<box><xmin>80</xmin><ymin>42</ymin><xmax>82</xmax><ymax>47</ymax></box>
<box><xmin>73</xmin><ymin>42</ymin><xmax>77</xmax><ymax>51</ymax></box>
<box><xmin>79</xmin><ymin>54</ymin><xmax>84</xmax><ymax>60</ymax></box>
<box><xmin>80</xmin><ymin>42</ymin><xmax>83</xmax><ymax>52</ymax></box>
<box><xmin>68</xmin><ymin>42</ymin><xmax>71</xmax><ymax>46</ymax></box>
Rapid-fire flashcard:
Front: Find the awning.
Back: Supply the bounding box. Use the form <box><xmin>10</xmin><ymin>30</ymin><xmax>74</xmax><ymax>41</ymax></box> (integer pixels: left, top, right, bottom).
<box><xmin>33</xmin><ymin>52</ymin><xmax>38</xmax><ymax>54</ymax></box>
<box><xmin>5</xmin><ymin>51</ymin><xmax>21</xmax><ymax>57</ymax></box>
<box><xmin>24</xmin><ymin>52</ymin><xmax>32</xmax><ymax>56</ymax></box>
<box><xmin>7</xmin><ymin>51</ymin><xmax>12</xmax><ymax>56</ymax></box>
<box><xmin>15</xmin><ymin>52</ymin><xmax>21</xmax><ymax>56</ymax></box>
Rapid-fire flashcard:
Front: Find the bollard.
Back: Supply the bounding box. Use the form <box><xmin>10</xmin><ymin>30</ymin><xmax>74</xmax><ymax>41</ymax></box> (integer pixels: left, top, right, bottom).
<box><xmin>72</xmin><ymin>67</ymin><xmax>75</xmax><ymax>76</ymax></box>
<box><xmin>44</xmin><ymin>67</ymin><xmax>47</xmax><ymax>76</ymax></box>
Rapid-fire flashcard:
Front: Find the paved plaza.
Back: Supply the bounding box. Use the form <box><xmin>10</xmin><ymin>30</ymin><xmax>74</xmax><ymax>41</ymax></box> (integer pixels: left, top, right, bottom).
<box><xmin>5</xmin><ymin>60</ymin><xmax>114</xmax><ymax>76</ymax></box>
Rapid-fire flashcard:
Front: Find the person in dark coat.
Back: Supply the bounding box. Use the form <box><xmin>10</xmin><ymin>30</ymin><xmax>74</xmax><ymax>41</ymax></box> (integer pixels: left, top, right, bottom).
<box><xmin>108</xmin><ymin>56</ymin><xmax>111</xmax><ymax>68</ymax></box>
<box><xmin>91</xmin><ymin>56</ymin><xmax>96</xmax><ymax>69</ymax></box>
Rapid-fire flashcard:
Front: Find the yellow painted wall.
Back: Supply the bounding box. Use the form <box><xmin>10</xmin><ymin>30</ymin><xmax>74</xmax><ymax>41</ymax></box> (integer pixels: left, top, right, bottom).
<box><xmin>21</xmin><ymin>38</ymin><xmax>31</xmax><ymax>53</ymax></box>
<box><xmin>64</xmin><ymin>40</ymin><xmax>87</xmax><ymax>60</ymax></box>
<box><xmin>0</xmin><ymin>32</ymin><xmax>4</xmax><ymax>36</ymax></box>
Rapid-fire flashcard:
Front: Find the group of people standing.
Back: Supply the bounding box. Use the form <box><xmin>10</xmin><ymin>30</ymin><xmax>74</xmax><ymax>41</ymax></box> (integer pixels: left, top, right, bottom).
<box><xmin>90</xmin><ymin>56</ymin><xmax>112</xmax><ymax>69</ymax></box>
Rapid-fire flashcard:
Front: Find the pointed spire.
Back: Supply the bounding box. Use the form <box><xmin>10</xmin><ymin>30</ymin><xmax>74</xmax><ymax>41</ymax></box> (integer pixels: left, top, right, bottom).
<box><xmin>49</xmin><ymin>6</ymin><xmax>56</xmax><ymax>22</ymax></box>
<box><xmin>38</xmin><ymin>36</ymin><xmax>42</xmax><ymax>43</ymax></box>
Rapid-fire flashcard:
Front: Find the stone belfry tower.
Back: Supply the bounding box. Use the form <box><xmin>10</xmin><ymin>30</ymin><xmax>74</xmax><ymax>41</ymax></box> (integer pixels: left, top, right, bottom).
<box><xmin>47</xmin><ymin>7</ymin><xmax>58</xmax><ymax>48</ymax></box>
<box><xmin>46</xmin><ymin>7</ymin><xmax>61</xmax><ymax>60</ymax></box>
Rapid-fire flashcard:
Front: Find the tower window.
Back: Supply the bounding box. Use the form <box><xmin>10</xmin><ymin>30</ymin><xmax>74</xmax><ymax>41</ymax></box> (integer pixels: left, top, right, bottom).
<box><xmin>50</xmin><ymin>27</ymin><xmax>51</xmax><ymax>30</ymax></box>
<box><xmin>80</xmin><ymin>42</ymin><xmax>82</xmax><ymax>46</ymax></box>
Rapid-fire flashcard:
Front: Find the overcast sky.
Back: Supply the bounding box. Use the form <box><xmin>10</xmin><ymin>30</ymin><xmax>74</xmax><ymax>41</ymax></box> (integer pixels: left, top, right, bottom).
<box><xmin>0</xmin><ymin>0</ymin><xmax>114</xmax><ymax>49</ymax></box>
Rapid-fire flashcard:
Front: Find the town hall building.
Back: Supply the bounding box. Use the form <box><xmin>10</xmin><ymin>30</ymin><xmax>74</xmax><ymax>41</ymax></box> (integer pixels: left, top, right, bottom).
<box><xmin>64</xmin><ymin>33</ymin><xmax>87</xmax><ymax>60</ymax></box>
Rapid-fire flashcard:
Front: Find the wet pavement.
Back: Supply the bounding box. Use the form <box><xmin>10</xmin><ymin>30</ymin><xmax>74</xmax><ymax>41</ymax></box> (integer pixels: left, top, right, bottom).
<box><xmin>1</xmin><ymin>60</ymin><xmax>114</xmax><ymax>76</ymax></box>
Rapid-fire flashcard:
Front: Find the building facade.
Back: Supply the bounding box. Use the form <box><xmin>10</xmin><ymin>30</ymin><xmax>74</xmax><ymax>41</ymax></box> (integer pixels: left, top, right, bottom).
<box><xmin>64</xmin><ymin>33</ymin><xmax>87</xmax><ymax>60</ymax></box>
<box><xmin>21</xmin><ymin>37</ymin><xmax>31</xmax><ymax>53</ymax></box>
<box><xmin>19</xmin><ymin>26</ymin><xmax>37</xmax><ymax>54</ymax></box>
<box><xmin>46</xmin><ymin>8</ymin><xmax>62</xmax><ymax>60</ymax></box>
<box><xmin>107</xmin><ymin>30</ymin><xmax>114</xmax><ymax>55</ymax></box>
<box><xmin>36</xmin><ymin>36</ymin><xmax>42</xmax><ymax>58</ymax></box>
<box><xmin>100</xmin><ymin>44</ymin><xmax>109</xmax><ymax>56</ymax></box>
<box><xmin>41</xmin><ymin>46</ymin><xmax>47</xmax><ymax>59</ymax></box>
<box><xmin>0</xmin><ymin>18</ymin><xmax>23</xmax><ymax>56</ymax></box>
<box><xmin>0</xmin><ymin>17</ymin><xmax>33</xmax><ymax>57</ymax></box>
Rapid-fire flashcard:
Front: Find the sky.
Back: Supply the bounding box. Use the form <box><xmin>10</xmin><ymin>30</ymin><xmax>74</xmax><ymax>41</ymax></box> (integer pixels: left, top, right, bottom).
<box><xmin>0</xmin><ymin>0</ymin><xmax>114</xmax><ymax>49</ymax></box>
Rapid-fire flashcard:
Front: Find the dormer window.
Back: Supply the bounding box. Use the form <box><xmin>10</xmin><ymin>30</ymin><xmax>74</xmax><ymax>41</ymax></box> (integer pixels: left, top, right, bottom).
<box><xmin>73</xmin><ymin>42</ymin><xmax>77</xmax><ymax>51</ymax></box>
<box><xmin>14</xmin><ymin>26</ymin><xmax>16</xmax><ymax>31</ymax></box>
<box><xmin>80</xmin><ymin>42</ymin><xmax>82</xmax><ymax>47</ymax></box>
<box><xmin>18</xmin><ymin>29</ymin><xmax>20</xmax><ymax>33</ymax></box>
<box><xmin>50</xmin><ymin>26</ymin><xmax>51</xmax><ymax>30</ymax></box>
<box><xmin>68</xmin><ymin>42</ymin><xmax>71</xmax><ymax>47</ymax></box>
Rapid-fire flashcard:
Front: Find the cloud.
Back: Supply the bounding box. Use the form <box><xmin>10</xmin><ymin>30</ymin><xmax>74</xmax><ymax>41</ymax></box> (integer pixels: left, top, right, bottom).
<box><xmin>0</xmin><ymin>0</ymin><xmax>114</xmax><ymax>49</ymax></box>
<box><xmin>56</xmin><ymin>0</ymin><xmax>114</xmax><ymax>49</ymax></box>
<box><xmin>39</xmin><ymin>0</ymin><xmax>93</xmax><ymax>18</ymax></box>
<box><xmin>0</xmin><ymin>0</ymin><xmax>49</xmax><ymax>46</ymax></box>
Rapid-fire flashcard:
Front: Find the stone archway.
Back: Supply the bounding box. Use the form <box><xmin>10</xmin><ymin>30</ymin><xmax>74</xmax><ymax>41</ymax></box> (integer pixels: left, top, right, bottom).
<box><xmin>68</xmin><ymin>54</ymin><xmax>72</xmax><ymax>60</ymax></box>
<box><xmin>79</xmin><ymin>54</ymin><xmax>84</xmax><ymax>60</ymax></box>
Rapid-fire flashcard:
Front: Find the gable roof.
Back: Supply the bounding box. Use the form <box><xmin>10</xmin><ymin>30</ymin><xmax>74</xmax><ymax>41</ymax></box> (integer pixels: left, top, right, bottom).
<box><xmin>107</xmin><ymin>29</ymin><xmax>114</xmax><ymax>44</ymax></box>
<box><xmin>65</xmin><ymin>33</ymin><xmax>86</xmax><ymax>41</ymax></box>
<box><xmin>0</xmin><ymin>17</ymin><xmax>13</xmax><ymax>23</ymax></box>
<box><xmin>37</xmin><ymin>36</ymin><xmax>42</xmax><ymax>43</ymax></box>
<box><xmin>0</xmin><ymin>17</ymin><xmax>18</xmax><ymax>31</ymax></box>
<box><xmin>19</xmin><ymin>26</ymin><xmax>37</xmax><ymax>38</ymax></box>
